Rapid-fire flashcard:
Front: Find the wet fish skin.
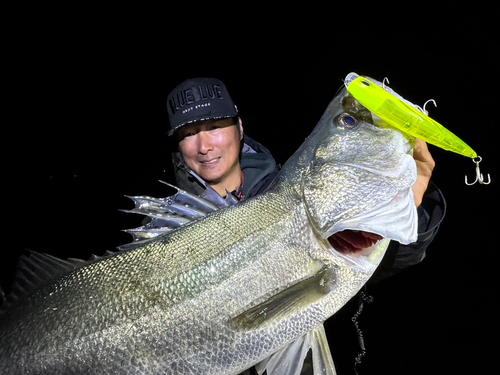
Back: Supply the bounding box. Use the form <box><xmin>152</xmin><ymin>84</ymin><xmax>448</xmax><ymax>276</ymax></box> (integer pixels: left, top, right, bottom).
<box><xmin>0</xmin><ymin>85</ymin><xmax>417</xmax><ymax>374</ymax></box>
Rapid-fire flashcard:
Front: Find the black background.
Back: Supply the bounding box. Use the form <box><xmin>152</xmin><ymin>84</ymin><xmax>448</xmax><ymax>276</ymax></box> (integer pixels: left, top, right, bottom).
<box><xmin>4</xmin><ymin>5</ymin><xmax>499</xmax><ymax>374</ymax></box>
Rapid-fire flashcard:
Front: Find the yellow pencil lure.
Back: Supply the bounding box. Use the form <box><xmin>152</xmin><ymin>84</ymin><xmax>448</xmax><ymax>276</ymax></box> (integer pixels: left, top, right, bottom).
<box><xmin>344</xmin><ymin>72</ymin><xmax>477</xmax><ymax>159</ymax></box>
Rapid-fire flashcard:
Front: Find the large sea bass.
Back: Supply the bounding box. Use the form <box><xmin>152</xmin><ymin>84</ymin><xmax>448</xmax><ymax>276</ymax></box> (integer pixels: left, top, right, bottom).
<box><xmin>1</xmin><ymin>75</ymin><xmax>421</xmax><ymax>374</ymax></box>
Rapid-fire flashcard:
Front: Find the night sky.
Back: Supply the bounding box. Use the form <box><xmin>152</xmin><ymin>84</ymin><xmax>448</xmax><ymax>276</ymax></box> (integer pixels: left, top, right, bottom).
<box><xmin>5</xmin><ymin>7</ymin><xmax>499</xmax><ymax>375</ymax></box>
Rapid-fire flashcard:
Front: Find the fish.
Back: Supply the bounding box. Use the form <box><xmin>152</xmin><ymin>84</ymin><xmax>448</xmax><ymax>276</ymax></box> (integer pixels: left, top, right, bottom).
<box><xmin>1</xmin><ymin>74</ymin><xmax>424</xmax><ymax>374</ymax></box>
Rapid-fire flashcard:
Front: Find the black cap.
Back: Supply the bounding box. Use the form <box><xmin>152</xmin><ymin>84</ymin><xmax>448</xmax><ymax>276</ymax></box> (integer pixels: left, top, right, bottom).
<box><xmin>166</xmin><ymin>77</ymin><xmax>238</xmax><ymax>136</ymax></box>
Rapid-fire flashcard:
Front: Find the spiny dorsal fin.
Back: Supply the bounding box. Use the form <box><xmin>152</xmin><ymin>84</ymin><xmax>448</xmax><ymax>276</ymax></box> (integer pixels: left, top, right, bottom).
<box><xmin>117</xmin><ymin>215</ymin><xmax>191</xmax><ymax>250</ymax></box>
<box><xmin>159</xmin><ymin>180</ymin><xmax>222</xmax><ymax>212</ymax></box>
<box><xmin>121</xmin><ymin>227</ymin><xmax>173</xmax><ymax>242</ymax></box>
<box><xmin>224</xmin><ymin>190</ymin><xmax>240</xmax><ymax>206</ymax></box>
<box><xmin>123</xmin><ymin>196</ymin><xmax>208</xmax><ymax>219</ymax></box>
<box><xmin>122</xmin><ymin>178</ymin><xmax>240</xmax><ymax>247</ymax></box>
<box><xmin>199</xmin><ymin>184</ymin><xmax>231</xmax><ymax>209</ymax></box>
<box><xmin>179</xmin><ymin>169</ymin><xmax>233</xmax><ymax>210</ymax></box>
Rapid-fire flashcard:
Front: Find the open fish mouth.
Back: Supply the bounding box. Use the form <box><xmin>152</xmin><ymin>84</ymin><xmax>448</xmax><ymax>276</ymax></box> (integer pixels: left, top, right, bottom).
<box><xmin>328</xmin><ymin>230</ymin><xmax>383</xmax><ymax>254</ymax></box>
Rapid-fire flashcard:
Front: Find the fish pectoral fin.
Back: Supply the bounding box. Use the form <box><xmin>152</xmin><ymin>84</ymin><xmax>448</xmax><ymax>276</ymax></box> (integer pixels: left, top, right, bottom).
<box><xmin>228</xmin><ymin>267</ymin><xmax>333</xmax><ymax>331</ymax></box>
<box><xmin>255</xmin><ymin>324</ymin><xmax>337</xmax><ymax>375</ymax></box>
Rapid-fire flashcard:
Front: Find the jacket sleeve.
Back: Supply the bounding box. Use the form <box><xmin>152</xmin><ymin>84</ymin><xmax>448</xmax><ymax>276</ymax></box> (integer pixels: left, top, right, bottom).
<box><xmin>370</xmin><ymin>181</ymin><xmax>446</xmax><ymax>282</ymax></box>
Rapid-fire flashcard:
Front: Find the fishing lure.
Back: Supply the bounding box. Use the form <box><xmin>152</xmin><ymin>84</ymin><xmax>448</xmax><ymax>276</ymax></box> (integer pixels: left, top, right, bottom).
<box><xmin>344</xmin><ymin>72</ymin><xmax>491</xmax><ymax>185</ymax></box>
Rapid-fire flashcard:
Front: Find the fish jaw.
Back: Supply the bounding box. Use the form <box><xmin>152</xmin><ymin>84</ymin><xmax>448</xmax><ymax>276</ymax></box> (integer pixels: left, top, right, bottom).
<box><xmin>279</xmin><ymin>86</ymin><xmax>418</xmax><ymax>271</ymax></box>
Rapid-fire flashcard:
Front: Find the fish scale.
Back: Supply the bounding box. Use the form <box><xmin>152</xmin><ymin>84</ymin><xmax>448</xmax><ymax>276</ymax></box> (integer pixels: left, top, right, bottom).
<box><xmin>1</xmin><ymin>80</ymin><xmax>421</xmax><ymax>374</ymax></box>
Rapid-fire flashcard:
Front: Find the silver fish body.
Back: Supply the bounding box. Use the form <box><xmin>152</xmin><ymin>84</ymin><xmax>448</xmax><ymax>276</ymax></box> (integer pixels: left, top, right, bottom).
<box><xmin>0</xmin><ymin>85</ymin><xmax>417</xmax><ymax>374</ymax></box>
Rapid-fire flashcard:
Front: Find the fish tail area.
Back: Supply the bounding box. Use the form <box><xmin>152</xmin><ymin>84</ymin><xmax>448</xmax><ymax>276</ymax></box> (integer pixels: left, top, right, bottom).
<box><xmin>255</xmin><ymin>324</ymin><xmax>337</xmax><ymax>375</ymax></box>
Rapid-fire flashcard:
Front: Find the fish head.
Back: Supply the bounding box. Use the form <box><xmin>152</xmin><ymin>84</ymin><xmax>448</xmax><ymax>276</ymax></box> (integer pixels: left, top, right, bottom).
<box><xmin>284</xmin><ymin>83</ymin><xmax>418</xmax><ymax>269</ymax></box>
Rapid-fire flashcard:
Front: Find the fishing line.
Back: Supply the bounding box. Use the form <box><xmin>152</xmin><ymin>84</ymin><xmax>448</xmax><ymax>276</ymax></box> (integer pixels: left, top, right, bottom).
<box><xmin>352</xmin><ymin>285</ymin><xmax>373</xmax><ymax>375</ymax></box>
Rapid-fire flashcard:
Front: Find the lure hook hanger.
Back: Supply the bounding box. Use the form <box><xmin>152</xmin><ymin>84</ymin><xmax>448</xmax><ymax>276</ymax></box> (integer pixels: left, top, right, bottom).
<box><xmin>382</xmin><ymin>77</ymin><xmax>390</xmax><ymax>91</ymax></box>
<box><xmin>422</xmin><ymin>99</ymin><xmax>437</xmax><ymax>115</ymax></box>
<box><xmin>465</xmin><ymin>156</ymin><xmax>491</xmax><ymax>185</ymax></box>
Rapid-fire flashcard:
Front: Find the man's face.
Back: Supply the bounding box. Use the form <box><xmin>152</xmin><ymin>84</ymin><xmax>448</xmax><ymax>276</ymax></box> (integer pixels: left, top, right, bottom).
<box><xmin>177</xmin><ymin>118</ymin><xmax>243</xmax><ymax>189</ymax></box>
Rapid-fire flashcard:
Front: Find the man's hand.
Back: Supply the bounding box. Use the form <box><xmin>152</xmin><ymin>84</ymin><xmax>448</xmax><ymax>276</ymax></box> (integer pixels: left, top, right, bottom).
<box><xmin>413</xmin><ymin>139</ymin><xmax>435</xmax><ymax>207</ymax></box>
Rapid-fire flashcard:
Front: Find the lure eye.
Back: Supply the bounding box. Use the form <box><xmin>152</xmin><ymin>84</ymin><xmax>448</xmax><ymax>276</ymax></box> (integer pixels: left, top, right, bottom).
<box><xmin>361</xmin><ymin>80</ymin><xmax>371</xmax><ymax>86</ymax></box>
<box><xmin>335</xmin><ymin>113</ymin><xmax>358</xmax><ymax>130</ymax></box>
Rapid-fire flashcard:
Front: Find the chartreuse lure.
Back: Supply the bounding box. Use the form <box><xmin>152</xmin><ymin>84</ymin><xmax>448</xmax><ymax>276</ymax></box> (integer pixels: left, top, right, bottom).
<box><xmin>344</xmin><ymin>72</ymin><xmax>490</xmax><ymax>185</ymax></box>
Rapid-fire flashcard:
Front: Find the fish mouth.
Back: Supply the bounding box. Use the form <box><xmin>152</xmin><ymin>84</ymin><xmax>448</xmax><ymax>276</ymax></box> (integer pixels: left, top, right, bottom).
<box><xmin>327</xmin><ymin>230</ymin><xmax>383</xmax><ymax>254</ymax></box>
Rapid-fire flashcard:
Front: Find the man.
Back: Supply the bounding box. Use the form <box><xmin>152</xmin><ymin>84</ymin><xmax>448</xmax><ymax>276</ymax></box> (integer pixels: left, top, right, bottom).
<box><xmin>165</xmin><ymin>77</ymin><xmax>445</xmax><ymax>373</ymax></box>
<box><xmin>167</xmin><ymin>77</ymin><xmax>281</xmax><ymax>202</ymax></box>
<box><xmin>166</xmin><ymin>78</ymin><xmax>443</xmax><ymax>245</ymax></box>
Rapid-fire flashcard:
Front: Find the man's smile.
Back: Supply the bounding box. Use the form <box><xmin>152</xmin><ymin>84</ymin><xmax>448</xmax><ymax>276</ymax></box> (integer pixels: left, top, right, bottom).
<box><xmin>199</xmin><ymin>157</ymin><xmax>221</xmax><ymax>165</ymax></box>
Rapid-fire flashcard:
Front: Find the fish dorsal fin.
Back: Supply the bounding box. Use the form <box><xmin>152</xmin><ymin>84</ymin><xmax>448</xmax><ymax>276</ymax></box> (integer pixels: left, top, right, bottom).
<box><xmin>199</xmin><ymin>187</ymin><xmax>229</xmax><ymax>208</ymax></box>
<box><xmin>121</xmin><ymin>178</ymin><xmax>239</xmax><ymax>248</ymax></box>
<box><xmin>2</xmin><ymin>251</ymin><xmax>87</xmax><ymax>308</ymax></box>
<box><xmin>224</xmin><ymin>189</ymin><xmax>240</xmax><ymax>206</ymax></box>
<box><xmin>1</xmin><ymin>250</ymin><xmax>120</xmax><ymax>310</ymax></box>
<box><xmin>183</xmin><ymin>168</ymin><xmax>235</xmax><ymax>209</ymax></box>
<box><xmin>255</xmin><ymin>325</ymin><xmax>337</xmax><ymax>375</ymax></box>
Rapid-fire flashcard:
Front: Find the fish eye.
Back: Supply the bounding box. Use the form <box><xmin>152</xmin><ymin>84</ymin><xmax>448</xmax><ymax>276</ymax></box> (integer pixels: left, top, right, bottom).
<box><xmin>334</xmin><ymin>112</ymin><xmax>358</xmax><ymax>130</ymax></box>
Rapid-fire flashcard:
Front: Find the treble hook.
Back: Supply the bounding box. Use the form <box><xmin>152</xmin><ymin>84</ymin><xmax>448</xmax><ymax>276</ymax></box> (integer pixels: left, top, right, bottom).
<box><xmin>465</xmin><ymin>156</ymin><xmax>491</xmax><ymax>185</ymax></box>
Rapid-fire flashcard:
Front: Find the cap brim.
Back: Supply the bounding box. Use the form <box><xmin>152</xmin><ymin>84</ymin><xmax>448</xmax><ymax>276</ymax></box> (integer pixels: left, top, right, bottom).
<box><xmin>168</xmin><ymin>114</ymin><xmax>237</xmax><ymax>136</ymax></box>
